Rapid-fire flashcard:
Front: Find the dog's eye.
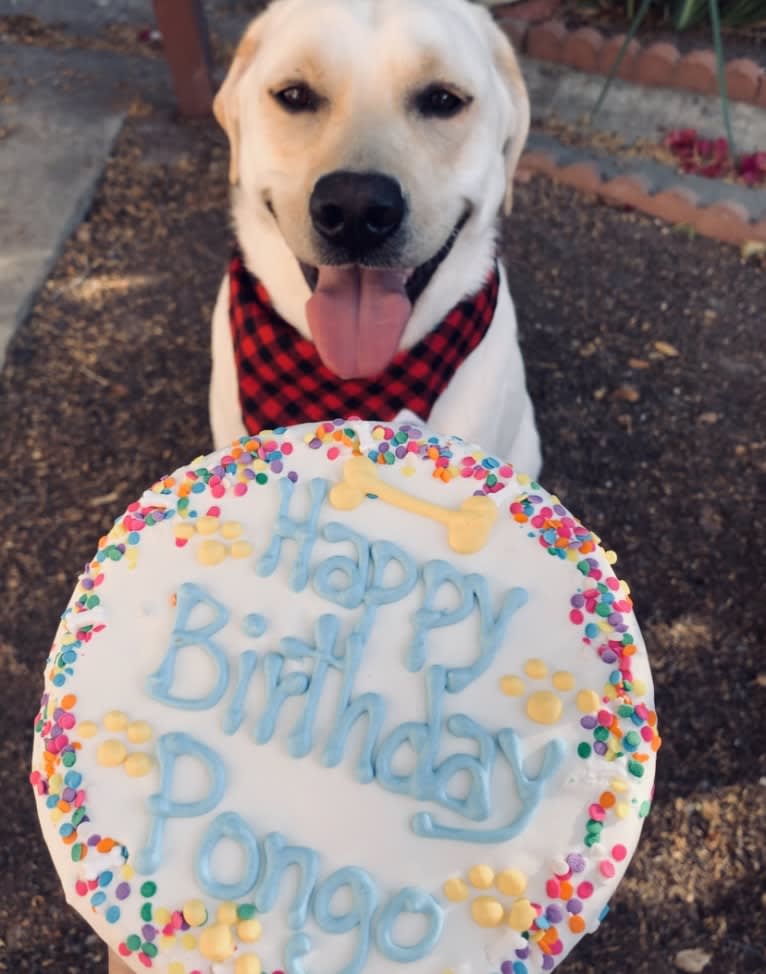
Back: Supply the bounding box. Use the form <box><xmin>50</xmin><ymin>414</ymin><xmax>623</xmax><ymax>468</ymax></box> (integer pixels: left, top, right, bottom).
<box><xmin>273</xmin><ymin>83</ymin><xmax>319</xmax><ymax>113</ymax></box>
<box><xmin>415</xmin><ymin>85</ymin><xmax>468</xmax><ymax>119</ymax></box>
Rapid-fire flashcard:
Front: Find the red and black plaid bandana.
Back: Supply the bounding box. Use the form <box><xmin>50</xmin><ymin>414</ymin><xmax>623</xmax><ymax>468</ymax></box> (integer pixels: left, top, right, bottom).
<box><xmin>228</xmin><ymin>249</ymin><xmax>499</xmax><ymax>433</ymax></box>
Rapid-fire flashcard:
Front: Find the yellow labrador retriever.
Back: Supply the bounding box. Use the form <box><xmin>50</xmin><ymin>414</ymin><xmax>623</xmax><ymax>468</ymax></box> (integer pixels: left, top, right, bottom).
<box><xmin>207</xmin><ymin>0</ymin><xmax>541</xmax><ymax>477</ymax></box>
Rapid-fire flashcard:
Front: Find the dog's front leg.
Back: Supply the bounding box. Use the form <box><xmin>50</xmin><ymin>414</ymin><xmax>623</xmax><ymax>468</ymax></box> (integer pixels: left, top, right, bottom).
<box><xmin>209</xmin><ymin>272</ymin><xmax>248</xmax><ymax>449</ymax></box>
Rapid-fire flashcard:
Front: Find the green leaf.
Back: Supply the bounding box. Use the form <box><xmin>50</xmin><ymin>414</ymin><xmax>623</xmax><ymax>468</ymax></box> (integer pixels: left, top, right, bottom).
<box><xmin>592</xmin><ymin>0</ymin><xmax>656</xmax><ymax>120</ymax></box>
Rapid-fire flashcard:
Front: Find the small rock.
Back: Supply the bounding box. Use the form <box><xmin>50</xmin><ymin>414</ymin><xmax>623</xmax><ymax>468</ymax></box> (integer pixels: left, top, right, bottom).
<box><xmin>674</xmin><ymin>948</ymin><xmax>712</xmax><ymax>973</ymax></box>
<box><xmin>655</xmin><ymin>340</ymin><xmax>680</xmax><ymax>357</ymax></box>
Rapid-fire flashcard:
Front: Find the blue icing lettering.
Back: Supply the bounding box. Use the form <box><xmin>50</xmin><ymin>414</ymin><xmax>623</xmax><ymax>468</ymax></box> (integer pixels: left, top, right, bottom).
<box><xmin>446</xmin><ymin>580</ymin><xmax>528</xmax><ymax>694</ymax></box>
<box><xmin>323</xmin><ymin>608</ymin><xmax>385</xmax><ymax>784</ymax></box>
<box><xmin>254</xmin><ymin>832</ymin><xmax>319</xmax><ymax>930</ymax></box>
<box><xmin>243</xmin><ymin>612</ymin><xmax>268</xmax><ymax>638</ymax></box>
<box><xmin>284</xmin><ymin>932</ymin><xmax>312</xmax><ymax>974</ymax></box>
<box><xmin>222</xmin><ymin>650</ymin><xmax>259</xmax><ymax>735</ymax></box>
<box><xmin>409</xmin><ymin>563</ymin><xmax>528</xmax><ymax>692</ymax></box>
<box><xmin>365</xmin><ymin>541</ymin><xmax>418</xmax><ymax>606</ymax></box>
<box><xmin>254</xmin><ymin>652</ymin><xmax>309</xmax><ymax>745</ymax></box>
<box><xmin>375</xmin><ymin>666</ymin><xmax>493</xmax><ymax>820</ymax></box>
<box><xmin>257</xmin><ymin>477</ymin><xmax>328</xmax><ymax>591</ymax></box>
<box><xmin>196</xmin><ymin>811</ymin><xmax>260</xmax><ymax>899</ymax></box>
<box><xmin>281</xmin><ymin>614</ymin><xmax>344</xmax><ymax>759</ymax></box>
<box><xmin>135</xmin><ymin>732</ymin><xmax>225</xmax><ymax>874</ymax></box>
<box><xmin>411</xmin><ymin>729</ymin><xmax>565</xmax><ymax>843</ymax></box>
<box><xmin>374</xmin><ymin>888</ymin><xmax>444</xmax><ymax>963</ymax></box>
<box><xmin>146</xmin><ymin>582</ymin><xmax>230</xmax><ymax>710</ymax></box>
<box><xmin>313</xmin><ymin>522</ymin><xmax>370</xmax><ymax>609</ymax></box>
<box><xmin>312</xmin><ymin>867</ymin><xmax>378</xmax><ymax>974</ymax></box>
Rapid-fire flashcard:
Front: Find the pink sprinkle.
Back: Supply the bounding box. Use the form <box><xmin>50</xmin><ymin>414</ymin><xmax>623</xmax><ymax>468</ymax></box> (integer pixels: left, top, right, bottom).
<box><xmin>282</xmin><ymin>442</ymin><xmax>293</xmax><ymax>454</ymax></box>
<box><xmin>207</xmin><ymin>506</ymin><xmax>221</xmax><ymax>517</ymax></box>
<box><xmin>327</xmin><ymin>447</ymin><xmax>340</xmax><ymax>460</ymax></box>
<box><xmin>118</xmin><ymin>943</ymin><xmax>131</xmax><ymax>957</ymax></box>
<box><xmin>460</xmin><ymin>468</ymin><xmax>473</xmax><ymax>478</ymax></box>
<box><xmin>599</xmin><ymin>861</ymin><xmax>616</xmax><ymax>879</ymax></box>
<box><xmin>175</xmin><ymin>538</ymin><xmax>188</xmax><ymax>548</ymax></box>
<box><xmin>233</xmin><ymin>482</ymin><xmax>247</xmax><ymax>497</ymax></box>
<box><xmin>577</xmin><ymin>882</ymin><xmax>593</xmax><ymax>899</ymax></box>
<box><xmin>597</xmin><ymin>710</ymin><xmax>612</xmax><ymax>727</ymax></box>
<box><xmin>211</xmin><ymin>485</ymin><xmax>225</xmax><ymax>499</ymax></box>
<box><xmin>641</xmin><ymin>726</ymin><xmax>654</xmax><ymax>741</ymax></box>
<box><xmin>499</xmin><ymin>465</ymin><xmax>513</xmax><ymax>477</ymax></box>
<box><xmin>75</xmin><ymin>880</ymin><xmax>88</xmax><ymax>896</ymax></box>
<box><xmin>546</xmin><ymin>878</ymin><xmax>560</xmax><ymax>898</ymax></box>
<box><xmin>138</xmin><ymin>953</ymin><xmax>152</xmax><ymax>968</ymax></box>
<box><xmin>549</xmin><ymin>940</ymin><xmax>563</xmax><ymax>956</ymax></box>
<box><xmin>59</xmin><ymin>713</ymin><xmax>75</xmax><ymax>730</ymax></box>
<box><xmin>612</xmin><ymin>844</ymin><xmax>627</xmax><ymax>861</ymax></box>
<box><xmin>569</xmin><ymin>609</ymin><xmax>584</xmax><ymax>624</ymax></box>
<box><xmin>588</xmin><ymin>803</ymin><xmax>605</xmax><ymax>821</ymax></box>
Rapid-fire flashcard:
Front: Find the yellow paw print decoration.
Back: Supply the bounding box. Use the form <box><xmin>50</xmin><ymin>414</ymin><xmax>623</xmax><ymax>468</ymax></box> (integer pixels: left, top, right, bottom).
<box><xmin>173</xmin><ymin>506</ymin><xmax>253</xmax><ymax>566</ymax></box>
<box><xmin>443</xmin><ymin>865</ymin><xmax>536</xmax><ymax>932</ymax></box>
<box><xmin>499</xmin><ymin>659</ymin><xmax>600</xmax><ymax>726</ymax></box>
<box><xmin>76</xmin><ymin>710</ymin><xmax>155</xmax><ymax>777</ymax></box>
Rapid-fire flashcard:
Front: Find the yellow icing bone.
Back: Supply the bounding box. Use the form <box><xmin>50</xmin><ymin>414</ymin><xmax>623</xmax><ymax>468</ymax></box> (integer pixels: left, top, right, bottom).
<box><xmin>329</xmin><ymin>456</ymin><xmax>498</xmax><ymax>554</ymax></box>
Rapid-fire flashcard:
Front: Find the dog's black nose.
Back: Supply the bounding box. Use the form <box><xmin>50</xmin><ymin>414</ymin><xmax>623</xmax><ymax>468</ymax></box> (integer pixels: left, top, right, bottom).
<box><xmin>310</xmin><ymin>171</ymin><xmax>405</xmax><ymax>258</ymax></box>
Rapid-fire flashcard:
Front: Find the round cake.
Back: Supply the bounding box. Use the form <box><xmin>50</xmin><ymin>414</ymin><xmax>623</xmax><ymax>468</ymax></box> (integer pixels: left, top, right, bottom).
<box><xmin>31</xmin><ymin>419</ymin><xmax>659</xmax><ymax>974</ymax></box>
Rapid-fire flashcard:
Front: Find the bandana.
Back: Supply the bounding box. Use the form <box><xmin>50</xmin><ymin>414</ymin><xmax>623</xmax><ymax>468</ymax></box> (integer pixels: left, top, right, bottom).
<box><xmin>228</xmin><ymin>249</ymin><xmax>499</xmax><ymax>433</ymax></box>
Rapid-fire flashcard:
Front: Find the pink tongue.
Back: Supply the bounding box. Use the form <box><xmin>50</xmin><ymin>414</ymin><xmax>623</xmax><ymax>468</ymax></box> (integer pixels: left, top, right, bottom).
<box><xmin>305</xmin><ymin>265</ymin><xmax>412</xmax><ymax>378</ymax></box>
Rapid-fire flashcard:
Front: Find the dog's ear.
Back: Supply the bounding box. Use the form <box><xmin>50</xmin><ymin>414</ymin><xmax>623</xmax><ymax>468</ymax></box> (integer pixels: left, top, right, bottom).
<box><xmin>479</xmin><ymin>13</ymin><xmax>530</xmax><ymax>216</ymax></box>
<box><xmin>214</xmin><ymin>16</ymin><xmax>266</xmax><ymax>185</ymax></box>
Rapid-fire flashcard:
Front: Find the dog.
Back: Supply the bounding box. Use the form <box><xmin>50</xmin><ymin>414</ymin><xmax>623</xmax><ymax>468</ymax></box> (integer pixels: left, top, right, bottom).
<box><xmin>209</xmin><ymin>0</ymin><xmax>542</xmax><ymax>478</ymax></box>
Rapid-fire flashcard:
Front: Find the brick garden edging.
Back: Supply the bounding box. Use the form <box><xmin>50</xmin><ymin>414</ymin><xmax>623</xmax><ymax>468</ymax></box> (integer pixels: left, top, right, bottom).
<box><xmin>493</xmin><ymin>2</ymin><xmax>766</xmax><ymax>246</ymax></box>
<box><xmin>517</xmin><ymin>148</ymin><xmax>766</xmax><ymax>245</ymax></box>
<box><xmin>493</xmin><ymin>1</ymin><xmax>766</xmax><ymax>106</ymax></box>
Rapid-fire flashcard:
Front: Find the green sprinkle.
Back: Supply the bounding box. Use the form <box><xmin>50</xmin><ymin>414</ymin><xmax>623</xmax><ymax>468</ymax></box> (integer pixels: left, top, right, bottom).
<box><xmin>639</xmin><ymin>799</ymin><xmax>651</xmax><ymax>817</ymax></box>
<box><xmin>140</xmin><ymin>881</ymin><xmax>157</xmax><ymax>898</ymax></box>
<box><xmin>586</xmin><ymin>819</ymin><xmax>603</xmax><ymax>834</ymax></box>
<box><xmin>71</xmin><ymin>843</ymin><xmax>84</xmax><ymax>862</ymax></box>
<box><xmin>577</xmin><ymin>742</ymin><xmax>592</xmax><ymax>758</ymax></box>
<box><xmin>62</xmin><ymin>751</ymin><xmax>76</xmax><ymax>767</ymax></box>
<box><xmin>142</xmin><ymin>943</ymin><xmax>158</xmax><ymax>958</ymax></box>
<box><xmin>628</xmin><ymin>760</ymin><xmax>645</xmax><ymax>778</ymax></box>
<box><xmin>584</xmin><ymin>834</ymin><xmax>598</xmax><ymax>847</ymax></box>
<box><xmin>237</xmin><ymin>904</ymin><xmax>258</xmax><ymax>921</ymax></box>
<box><xmin>618</xmin><ymin>705</ymin><xmax>634</xmax><ymax>718</ymax></box>
<box><xmin>126</xmin><ymin>934</ymin><xmax>141</xmax><ymax>951</ymax></box>
<box><xmin>596</xmin><ymin>603</ymin><xmax>611</xmax><ymax>617</ymax></box>
<box><xmin>594</xmin><ymin>726</ymin><xmax>610</xmax><ymax>742</ymax></box>
<box><xmin>140</xmin><ymin>903</ymin><xmax>153</xmax><ymax>922</ymax></box>
<box><xmin>255</xmin><ymin>473</ymin><xmax>268</xmax><ymax>485</ymax></box>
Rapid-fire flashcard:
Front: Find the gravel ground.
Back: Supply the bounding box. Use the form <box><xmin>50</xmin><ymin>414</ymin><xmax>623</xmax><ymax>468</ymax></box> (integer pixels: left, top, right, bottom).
<box><xmin>1</xmin><ymin>111</ymin><xmax>764</xmax><ymax>974</ymax></box>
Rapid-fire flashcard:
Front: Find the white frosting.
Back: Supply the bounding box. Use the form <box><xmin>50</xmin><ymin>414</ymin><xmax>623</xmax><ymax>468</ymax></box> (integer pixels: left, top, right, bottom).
<box><xmin>31</xmin><ymin>420</ymin><xmax>658</xmax><ymax>974</ymax></box>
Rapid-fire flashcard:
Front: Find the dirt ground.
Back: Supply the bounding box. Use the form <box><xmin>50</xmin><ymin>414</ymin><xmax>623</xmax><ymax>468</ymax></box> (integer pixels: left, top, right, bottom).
<box><xmin>0</xmin><ymin>111</ymin><xmax>764</xmax><ymax>974</ymax></box>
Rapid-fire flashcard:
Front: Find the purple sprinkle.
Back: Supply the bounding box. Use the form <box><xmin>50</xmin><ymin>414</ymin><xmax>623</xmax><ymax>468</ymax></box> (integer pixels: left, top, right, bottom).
<box><xmin>62</xmin><ymin>787</ymin><xmax>76</xmax><ymax>802</ymax></box>
<box><xmin>528</xmin><ymin>494</ymin><xmax>543</xmax><ymax>503</ymax></box>
<box><xmin>616</xmin><ymin>623</ymin><xmax>629</xmax><ymax>633</ymax></box>
<box><xmin>571</xmin><ymin>593</ymin><xmax>585</xmax><ymax>608</ymax></box>
<box><xmin>87</xmin><ymin>834</ymin><xmax>102</xmax><ymax>846</ymax></box>
<box><xmin>287</xmin><ymin>471</ymin><xmax>298</xmax><ymax>482</ymax></box>
<box><xmin>580</xmin><ymin>715</ymin><xmax>597</xmax><ymax>729</ymax></box>
<box><xmin>409</xmin><ymin>427</ymin><xmax>422</xmax><ymax>438</ymax></box>
<box><xmin>567</xmin><ymin>897</ymin><xmax>583</xmax><ymax>914</ymax></box>
<box><xmin>239</xmin><ymin>452</ymin><xmax>252</xmax><ymax>463</ymax></box>
<box><xmin>542</xmin><ymin>955</ymin><xmax>555</xmax><ymax>970</ymax></box>
<box><xmin>546</xmin><ymin>904</ymin><xmax>564</xmax><ymax>923</ymax></box>
<box><xmin>601</xmin><ymin>650</ymin><xmax>618</xmax><ymax>664</ymax></box>
<box><xmin>395</xmin><ymin>446</ymin><xmax>407</xmax><ymax>459</ymax></box>
<box><xmin>608</xmin><ymin>612</ymin><xmax>623</xmax><ymax>626</ymax></box>
<box><xmin>142</xmin><ymin>925</ymin><xmax>156</xmax><ymax>941</ymax></box>
<box><xmin>567</xmin><ymin>852</ymin><xmax>586</xmax><ymax>873</ymax></box>
<box><xmin>271</xmin><ymin>460</ymin><xmax>283</xmax><ymax>474</ymax></box>
<box><xmin>378</xmin><ymin>442</ymin><xmax>389</xmax><ymax>453</ymax></box>
<box><xmin>515</xmin><ymin>947</ymin><xmax>530</xmax><ymax>960</ymax></box>
<box><xmin>81</xmin><ymin>578</ymin><xmax>94</xmax><ymax>590</ymax></box>
<box><xmin>594</xmin><ymin>741</ymin><xmax>608</xmax><ymax>755</ymax></box>
<box><xmin>243</xmin><ymin>468</ymin><xmax>256</xmax><ymax>480</ymax></box>
<box><xmin>213</xmin><ymin>464</ymin><xmax>225</xmax><ymax>477</ymax></box>
<box><xmin>553</xmin><ymin>504</ymin><xmax>567</xmax><ymax>516</ymax></box>
<box><xmin>501</xmin><ymin>962</ymin><xmax>513</xmax><ymax>974</ymax></box>
<box><xmin>309</xmin><ymin>438</ymin><xmax>321</xmax><ymax>449</ymax></box>
<box><xmin>115</xmin><ymin>882</ymin><xmax>131</xmax><ymax>900</ymax></box>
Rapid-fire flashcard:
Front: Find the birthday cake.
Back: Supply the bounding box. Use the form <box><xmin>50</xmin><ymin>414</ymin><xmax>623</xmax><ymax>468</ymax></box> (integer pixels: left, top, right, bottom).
<box><xmin>31</xmin><ymin>419</ymin><xmax>659</xmax><ymax>974</ymax></box>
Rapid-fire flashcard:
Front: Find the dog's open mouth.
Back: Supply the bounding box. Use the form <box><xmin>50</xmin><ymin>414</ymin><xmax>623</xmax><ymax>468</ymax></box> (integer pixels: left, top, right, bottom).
<box><xmin>299</xmin><ymin>210</ymin><xmax>469</xmax><ymax>379</ymax></box>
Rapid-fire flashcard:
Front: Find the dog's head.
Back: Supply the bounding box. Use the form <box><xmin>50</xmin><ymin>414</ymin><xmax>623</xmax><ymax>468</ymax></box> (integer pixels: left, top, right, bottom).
<box><xmin>215</xmin><ymin>0</ymin><xmax>529</xmax><ymax>379</ymax></box>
